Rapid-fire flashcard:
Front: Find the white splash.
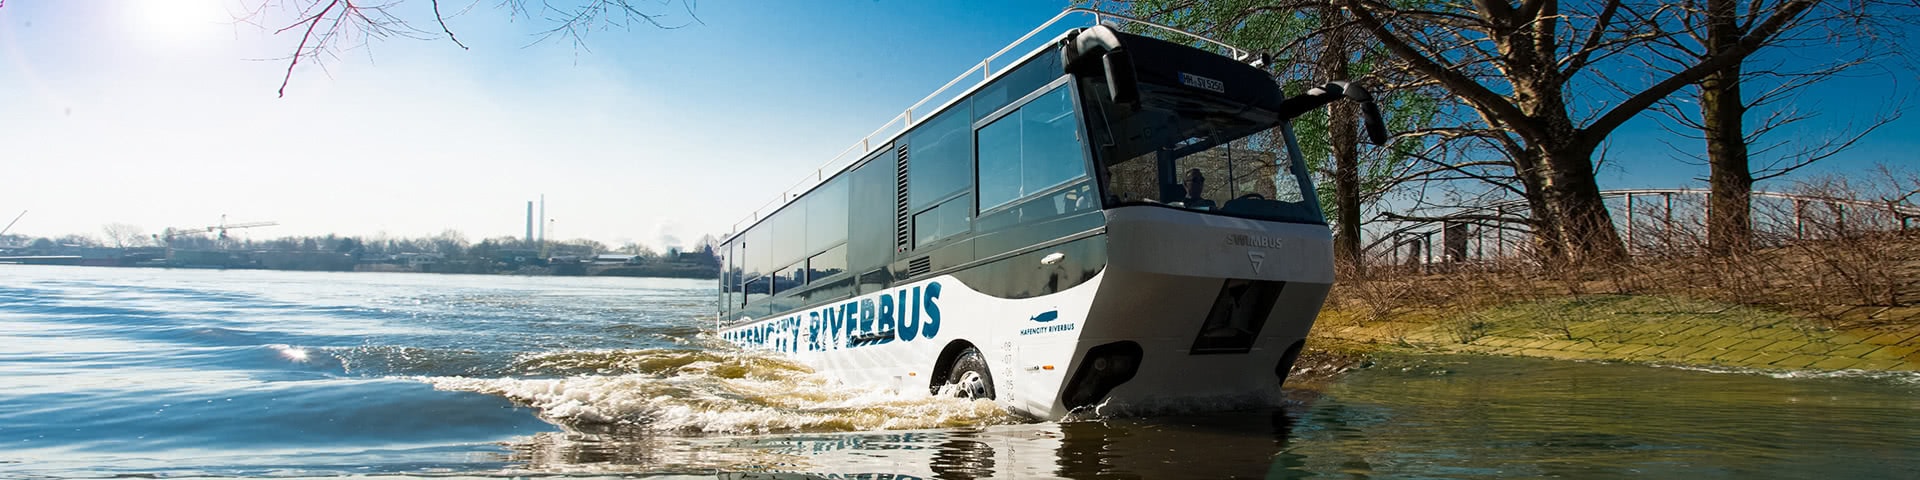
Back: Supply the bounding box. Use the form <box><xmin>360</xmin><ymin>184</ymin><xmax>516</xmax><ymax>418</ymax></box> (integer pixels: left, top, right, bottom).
<box><xmin>424</xmin><ymin>348</ymin><xmax>1015</xmax><ymax>434</ymax></box>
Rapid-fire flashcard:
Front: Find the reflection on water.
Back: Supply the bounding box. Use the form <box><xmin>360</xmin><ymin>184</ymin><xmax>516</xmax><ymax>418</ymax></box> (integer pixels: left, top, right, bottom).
<box><xmin>493</xmin><ymin>355</ymin><xmax>1920</xmax><ymax>479</ymax></box>
<box><xmin>1285</xmin><ymin>355</ymin><xmax>1920</xmax><ymax>479</ymax></box>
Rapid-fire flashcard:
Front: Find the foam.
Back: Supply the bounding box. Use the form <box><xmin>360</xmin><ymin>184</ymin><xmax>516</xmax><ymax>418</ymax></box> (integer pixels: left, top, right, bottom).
<box><xmin>423</xmin><ymin>347</ymin><xmax>1017</xmax><ymax>434</ymax></box>
<box><xmin>1662</xmin><ymin>362</ymin><xmax>1920</xmax><ymax>385</ymax></box>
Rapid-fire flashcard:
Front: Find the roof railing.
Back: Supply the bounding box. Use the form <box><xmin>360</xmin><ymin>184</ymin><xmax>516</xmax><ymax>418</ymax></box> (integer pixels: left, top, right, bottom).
<box><xmin>726</xmin><ymin>8</ymin><xmax>1248</xmax><ymax>237</ymax></box>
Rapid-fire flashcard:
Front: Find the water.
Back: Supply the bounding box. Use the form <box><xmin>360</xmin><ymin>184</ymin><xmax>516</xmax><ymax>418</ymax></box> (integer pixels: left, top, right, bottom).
<box><xmin>3</xmin><ymin>265</ymin><xmax>1917</xmax><ymax>478</ymax></box>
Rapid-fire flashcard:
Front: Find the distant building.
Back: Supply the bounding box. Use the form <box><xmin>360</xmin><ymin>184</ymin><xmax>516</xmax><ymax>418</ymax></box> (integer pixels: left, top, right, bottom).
<box><xmin>491</xmin><ymin>248</ymin><xmax>542</xmax><ymax>265</ymax></box>
<box><xmin>591</xmin><ymin>254</ymin><xmax>637</xmax><ymax>265</ymax></box>
<box><xmin>394</xmin><ymin>253</ymin><xmax>444</xmax><ymax>268</ymax></box>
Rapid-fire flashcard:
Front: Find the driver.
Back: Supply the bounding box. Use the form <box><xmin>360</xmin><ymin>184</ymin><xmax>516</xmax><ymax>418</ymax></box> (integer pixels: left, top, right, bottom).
<box><xmin>1182</xmin><ymin>169</ymin><xmax>1217</xmax><ymax>209</ymax></box>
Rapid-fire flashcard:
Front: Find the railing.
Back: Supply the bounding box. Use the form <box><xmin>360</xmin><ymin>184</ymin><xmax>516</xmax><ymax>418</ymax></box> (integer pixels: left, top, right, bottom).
<box><xmin>725</xmin><ymin>7</ymin><xmax>1255</xmax><ymax>237</ymax></box>
<box><xmin>1368</xmin><ymin>189</ymin><xmax>1920</xmax><ymax>268</ymax></box>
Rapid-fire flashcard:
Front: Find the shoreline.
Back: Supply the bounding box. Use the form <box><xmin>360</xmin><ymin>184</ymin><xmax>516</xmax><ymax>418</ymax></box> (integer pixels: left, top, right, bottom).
<box><xmin>0</xmin><ymin>261</ymin><xmax>719</xmax><ymax>280</ymax></box>
<box><xmin>1295</xmin><ymin>294</ymin><xmax>1919</xmax><ymax>378</ymax></box>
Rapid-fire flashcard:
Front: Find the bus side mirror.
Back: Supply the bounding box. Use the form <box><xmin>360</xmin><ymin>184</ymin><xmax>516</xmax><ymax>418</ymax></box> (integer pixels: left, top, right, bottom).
<box><xmin>1360</xmin><ymin>100</ymin><xmax>1389</xmax><ymax>145</ymax></box>
<box><xmin>1103</xmin><ymin>49</ymin><xmax>1139</xmax><ymax>107</ymax></box>
<box><xmin>1339</xmin><ymin>83</ymin><xmax>1391</xmax><ymax>145</ymax></box>
<box><xmin>1065</xmin><ymin>26</ymin><xmax>1139</xmax><ymax>107</ymax></box>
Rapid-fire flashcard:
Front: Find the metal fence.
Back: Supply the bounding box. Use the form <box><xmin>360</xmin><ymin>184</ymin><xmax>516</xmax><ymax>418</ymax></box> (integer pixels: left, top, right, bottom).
<box><xmin>1367</xmin><ymin>189</ymin><xmax>1920</xmax><ymax>269</ymax></box>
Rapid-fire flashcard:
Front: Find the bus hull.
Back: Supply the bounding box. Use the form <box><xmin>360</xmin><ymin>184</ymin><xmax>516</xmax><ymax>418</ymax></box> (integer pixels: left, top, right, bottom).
<box><xmin>721</xmin><ymin>206</ymin><xmax>1333</xmax><ymax>421</ymax></box>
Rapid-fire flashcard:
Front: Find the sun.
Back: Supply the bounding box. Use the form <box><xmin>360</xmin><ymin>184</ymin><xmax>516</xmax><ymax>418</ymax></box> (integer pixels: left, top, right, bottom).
<box><xmin>126</xmin><ymin>0</ymin><xmax>230</xmax><ymax>46</ymax></box>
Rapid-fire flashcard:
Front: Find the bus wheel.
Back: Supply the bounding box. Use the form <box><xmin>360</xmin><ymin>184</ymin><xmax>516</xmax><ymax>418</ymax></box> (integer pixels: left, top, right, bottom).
<box><xmin>944</xmin><ymin>348</ymin><xmax>996</xmax><ymax>400</ymax></box>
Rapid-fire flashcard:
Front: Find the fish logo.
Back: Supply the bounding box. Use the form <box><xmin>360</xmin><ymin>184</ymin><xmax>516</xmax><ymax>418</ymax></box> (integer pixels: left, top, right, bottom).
<box><xmin>1030</xmin><ymin>310</ymin><xmax>1059</xmax><ymax>323</ymax></box>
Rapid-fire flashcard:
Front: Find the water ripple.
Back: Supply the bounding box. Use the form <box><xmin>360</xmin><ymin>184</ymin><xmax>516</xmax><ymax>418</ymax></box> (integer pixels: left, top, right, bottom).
<box><xmin>4</xmin><ymin>266</ymin><xmax>1918</xmax><ymax>478</ymax></box>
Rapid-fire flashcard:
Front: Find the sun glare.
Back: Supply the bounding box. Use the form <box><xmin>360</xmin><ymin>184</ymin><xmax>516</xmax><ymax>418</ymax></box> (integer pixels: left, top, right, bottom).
<box><xmin>126</xmin><ymin>0</ymin><xmax>229</xmax><ymax>46</ymax></box>
<box><xmin>274</xmin><ymin>344</ymin><xmax>312</xmax><ymax>362</ymax></box>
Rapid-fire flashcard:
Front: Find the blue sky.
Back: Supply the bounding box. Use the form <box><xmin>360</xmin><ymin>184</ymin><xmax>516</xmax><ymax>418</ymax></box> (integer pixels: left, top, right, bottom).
<box><xmin>1</xmin><ymin>1</ymin><xmax>1912</xmax><ymax>248</ymax></box>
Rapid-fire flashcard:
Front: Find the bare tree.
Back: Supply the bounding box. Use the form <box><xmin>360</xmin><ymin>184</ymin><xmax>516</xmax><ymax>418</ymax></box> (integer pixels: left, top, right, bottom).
<box><xmin>430</xmin><ymin>228</ymin><xmax>469</xmax><ymax>256</ymax></box>
<box><xmin>54</xmin><ymin>234</ymin><xmax>102</xmax><ymax>248</ymax></box>
<box><xmin>693</xmin><ymin>233</ymin><xmax>721</xmax><ymax>251</ymax></box>
<box><xmin>621</xmin><ymin>241</ymin><xmax>659</xmax><ymax>259</ymax></box>
<box><xmin>1644</xmin><ymin>0</ymin><xmax>1913</xmax><ymax>255</ymax></box>
<box><xmin>558</xmin><ymin>238</ymin><xmax>608</xmax><ymax>256</ymax></box>
<box><xmin>100</xmin><ymin>223</ymin><xmax>149</xmax><ymax>248</ymax></box>
<box><xmin>237</xmin><ymin>0</ymin><xmax>699</xmax><ymax>96</ymax></box>
<box><xmin>1340</xmin><ymin>0</ymin><xmax>1837</xmax><ymax>264</ymax></box>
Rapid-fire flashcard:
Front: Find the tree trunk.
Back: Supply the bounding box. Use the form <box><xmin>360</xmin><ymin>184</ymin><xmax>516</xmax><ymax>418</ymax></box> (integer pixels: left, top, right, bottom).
<box><xmin>1513</xmin><ymin>149</ymin><xmax>1566</xmax><ymax>263</ymax></box>
<box><xmin>1703</xmin><ymin>0</ymin><xmax>1754</xmax><ymax>255</ymax></box>
<box><xmin>1321</xmin><ymin>4</ymin><xmax>1363</xmax><ymax>274</ymax></box>
<box><xmin>1514</xmin><ymin>75</ymin><xmax>1628</xmax><ymax>265</ymax></box>
<box><xmin>1542</xmin><ymin>143</ymin><xmax>1629</xmax><ymax>263</ymax></box>
<box><xmin>1332</xmin><ymin>105</ymin><xmax>1363</xmax><ymax>272</ymax></box>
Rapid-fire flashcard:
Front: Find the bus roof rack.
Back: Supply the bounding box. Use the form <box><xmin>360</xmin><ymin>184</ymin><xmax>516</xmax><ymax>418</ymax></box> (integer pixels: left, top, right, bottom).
<box><xmin>726</xmin><ymin>8</ymin><xmax>1251</xmax><ymax>238</ymax></box>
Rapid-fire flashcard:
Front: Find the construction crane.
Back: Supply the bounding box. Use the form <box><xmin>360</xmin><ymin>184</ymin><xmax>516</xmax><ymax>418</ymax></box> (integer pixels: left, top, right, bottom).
<box><xmin>0</xmin><ymin>210</ymin><xmax>23</xmax><ymax>237</ymax></box>
<box><xmin>162</xmin><ymin>215</ymin><xmax>278</xmax><ymax>241</ymax></box>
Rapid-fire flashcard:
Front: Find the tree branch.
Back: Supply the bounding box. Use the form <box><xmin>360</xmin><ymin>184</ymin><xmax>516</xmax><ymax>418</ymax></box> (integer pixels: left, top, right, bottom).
<box><xmin>432</xmin><ymin>0</ymin><xmax>468</xmax><ymax>50</ymax></box>
<box><xmin>1580</xmin><ymin>0</ymin><xmax>1817</xmax><ymax>145</ymax></box>
<box><xmin>1754</xmin><ymin>109</ymin><xmax>1903</xmax><ymax>181</ymax></box>
<box><xmin>1344</xmin><ymin>0</ymin><xmax>1547</xmax><ymax>142</ymax></box>
<box><xmin>280</xmin><ymin>0</ymin><xmax>344</xmax><ymax>98</ymax></box>
<box><xmin>1560</xmin><ymin>0</ymin><xmax>1626</xmax><ymax>76</ymax></box>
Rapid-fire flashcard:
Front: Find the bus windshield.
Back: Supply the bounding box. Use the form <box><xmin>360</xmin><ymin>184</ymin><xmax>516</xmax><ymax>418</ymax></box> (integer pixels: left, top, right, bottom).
<box><xmin>1081</xmin><ymin>78</ymin><xmax>1325</xmax><ymax>225</ymax></box>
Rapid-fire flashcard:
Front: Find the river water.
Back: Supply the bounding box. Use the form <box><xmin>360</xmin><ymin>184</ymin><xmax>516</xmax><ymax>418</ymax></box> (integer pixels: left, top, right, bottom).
<box><xmin>3</xmin><ymin>265</ymin><xmax>1917</xmax><ymax>478</ymax></box>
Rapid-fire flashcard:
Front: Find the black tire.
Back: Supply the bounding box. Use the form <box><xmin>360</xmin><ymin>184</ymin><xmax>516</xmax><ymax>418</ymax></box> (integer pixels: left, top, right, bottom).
<box><xmin>943</xmin><ymin>348</ymin><xmax>996</xmax><ymax>400</ymax></box>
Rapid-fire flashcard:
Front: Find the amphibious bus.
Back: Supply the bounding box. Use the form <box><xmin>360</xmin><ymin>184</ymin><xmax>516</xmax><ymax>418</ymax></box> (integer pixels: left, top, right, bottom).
<box><xmin>716</xmin><ymin>9</ymin><xmax>1385</xmax><ymax>420</ymax></box>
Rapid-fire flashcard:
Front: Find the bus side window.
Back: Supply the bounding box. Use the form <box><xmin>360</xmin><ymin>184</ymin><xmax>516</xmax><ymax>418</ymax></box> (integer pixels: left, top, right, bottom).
<box><xmin>907</xmin><ymin>99</ymin><xmax>975</xmax><ymax>250</ymax></box>
<box><xmin>719</xmin><ymin>245</ymin><xmax>734</xmax><ymax>315</ymax></box>
<box><xmin>907</xmin><ymin>100</ymin><xmax>974</xmax><ymax>211</ymax></box>
<box><xmin>977</xmin><ymin>85</ymin><xmax>1087</xmax><ymax>212</ymax></box>
<box><xmin>743</xmin><ymin>275</ymin><xmax>769</xmax><ymax>311</ymax></box>
<box><xmin>846</xmin><ymin>149</ymin><xmax>897</xmax><ymax>295</ymax></box>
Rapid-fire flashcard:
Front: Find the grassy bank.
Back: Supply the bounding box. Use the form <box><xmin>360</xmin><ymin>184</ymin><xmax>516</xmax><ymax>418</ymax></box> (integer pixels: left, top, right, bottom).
<box><xmin>1303</xmin><ymin>233</ymin><xmax>1920</xmax><ymax>374</ymax></box>
<box><xmin>1311</xmin><ymin>295</ymin><xmax>1919</xmax><ymax>372</ymax></box>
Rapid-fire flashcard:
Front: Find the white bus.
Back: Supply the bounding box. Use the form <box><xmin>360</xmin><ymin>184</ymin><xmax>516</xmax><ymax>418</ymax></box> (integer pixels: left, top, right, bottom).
<box><xmin>717</xmin><ymin>9</ymin><xmax>1385</xmax><ymax>420</ymax></box>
